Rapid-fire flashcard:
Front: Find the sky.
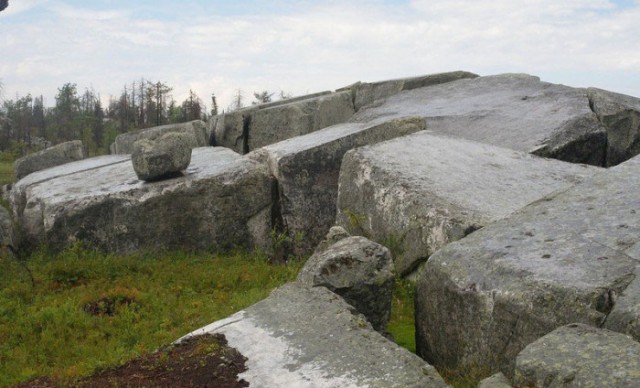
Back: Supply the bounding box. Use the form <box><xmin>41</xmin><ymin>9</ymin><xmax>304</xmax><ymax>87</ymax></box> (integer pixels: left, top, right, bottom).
<box><xmin>1</xmin><ymin>0</ymin><xmax>639</xmax><ymax>110</ymax></box>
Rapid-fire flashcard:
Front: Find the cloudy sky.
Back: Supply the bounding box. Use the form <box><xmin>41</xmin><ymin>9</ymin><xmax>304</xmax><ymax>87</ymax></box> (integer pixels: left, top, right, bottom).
<box><xmin>1</xmin><ymin>0</ymin><xmax>639</xmax><ymax>110</ymax></box>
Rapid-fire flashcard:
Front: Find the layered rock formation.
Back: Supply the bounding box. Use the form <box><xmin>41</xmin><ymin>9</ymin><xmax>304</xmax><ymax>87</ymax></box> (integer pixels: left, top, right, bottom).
<box><xmin>6</xmin><ymin>71</ymin><xmax>640</xmax><ymax>386</ymax></box>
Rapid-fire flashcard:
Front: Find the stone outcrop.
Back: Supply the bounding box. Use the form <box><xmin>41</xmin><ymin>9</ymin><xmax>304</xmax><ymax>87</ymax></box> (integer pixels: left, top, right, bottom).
<box><xmin>414</xmin><ymin>155</ymin><xmax>640</xmax><ymax>377</ymax></box>
<box><xmin>13</xmin><ymin>147</ymin><xmax>273</xmax><ymax>253</ymax></box>
<box><xmin>349</xmin><ymin>73</ymin><xmax>640</xmax><ymax>166</ymax></box>
<box><xmin>249</xmin><ymin>116</ymin><xmax>425</xmax><ymax>254</ymax></box>
<box><xmin>213</xmin><ymin>91</ymin><xmax>355</xmax><ymax>154</ymax></box>
<box><xmin>587</xmin><ymin>87</ymin><xmax>640</xmax><ymax>166</ymax></box>
<box><xmin>336</xmin><ymin>131</ymin><xmax>599</xmax><ymax>276</ymax></box>
<box><xmin>344</xmin><ymin>70</ymin><xmax>479</xmax><ymax>111</ymax></box>
<box><xmin>477</xmin><ymin>373</ymin><xmax>511</xmax><ymax>388</ymax></box>
<box><xmin>298</xmin><ymin>235</ymin><xmax>395</xmax><ymax>332</ymax></box>
<box><xmin>514</xmin><ymin>324</ymin><xmax>640</xmax><ymax>387</ymax></box>
<box><xmin>14</xmin><ymin>140</ymin><xmax>85</xmax><ymax>180</ymax></box>
<box><xmin>111</xmin><ymin>120</ymin><xmax>207</xmax><ymax>154</ymax></box>
<box><xmin>131</xmin><ymin>132</ymin><xmax>194</xmax><ymax>181</ymax></box>
<box><xmin>178</xmin><ymin>282</ymin><xmax>448</xmax><ymax>388</ymax></box>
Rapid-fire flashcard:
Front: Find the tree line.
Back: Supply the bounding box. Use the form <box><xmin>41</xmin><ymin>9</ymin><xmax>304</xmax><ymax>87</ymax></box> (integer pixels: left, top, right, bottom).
<box><xmin>0</xmin><ymin>79</ymin><xmax>218</xmax><ymax>157</ymax></box>
<box><xmin>0</xmin><ymin>79</ymin><xmax>292</xmax><ymax>158</ymax></box>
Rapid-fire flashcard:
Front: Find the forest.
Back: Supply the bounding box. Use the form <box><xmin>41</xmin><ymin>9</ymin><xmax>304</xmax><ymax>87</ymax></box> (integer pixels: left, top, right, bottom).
<box><xmin>0</xmin><ymin>79</ymin><xmax>282</xmax><ymax>158</ymax></box>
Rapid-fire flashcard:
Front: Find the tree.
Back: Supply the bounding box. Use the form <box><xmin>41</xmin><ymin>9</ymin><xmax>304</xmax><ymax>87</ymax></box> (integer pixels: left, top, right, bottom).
<box><xmin>279</xmin><ymin>90</ymin><xmax>293</xmax><ymax>100</ymax></box>
<box><xmin>252</xmin><ymin>90</ymin><xmax>274</xmax><ymax>105</ymax></box>
<box><xmin>229</xmin><ymin>89</ymin><xmax>244</xmax><ymax>111</ymax></box>
<box><xmin>52</xmin><ymin>83</ymin><xmax>80</xmax><ymax>141</ymax></box>
<box><xmin>210</xmin><ymin>93</ymin><xmax>219</xmax><ymax>117</ymax></box>
<box><xmin>181</xmin><ymin>89</ymin><xmax>202</xmax><ymax>122</ymax></box>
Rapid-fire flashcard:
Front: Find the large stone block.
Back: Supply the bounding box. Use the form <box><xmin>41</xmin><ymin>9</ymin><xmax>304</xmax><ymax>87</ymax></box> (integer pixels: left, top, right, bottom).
<box><xmin>514</xmin><ymin>324</ymin><xmax>640</xmax><ymax>387</ymax></box>
<box><xmin>415</xmin><ymin>155</ymin><xmax>640</xmax><ymax>378</ymax></box>
<box><xmin>0</xmin><ymin>206</ymin><xmax>14</xmax><ymax>251</ymax></box>
<box><xmin>15</xmin><ymin>147</ymin><xmax>274</xmax><ymax>253</ymax></box>
<box><xmin>111</xmin><ymin>120</ymin><xmax>207</xmax><ymax>154</ymax></box>
<box><xmin>178</xmin><ymin>282</ymin><xmax>448</xmax><ymax>387</ymax></box>
<box><xmin>587</xmin><ymin>87</ymin><xmax>640</xmax><ymax>166</ymax></box>
<box><xmin>298</xmin><ymin>236</ymin><xmax>395</xmax><ymax>332</ymax></box>
<box><xmin>349</xmin><ymin>70</ymin><xmax>479</xmax><ymax>111</ymax></box>
<box><xmin>214</xmin><ymin>91</ymin><xmax>354</xmax><ymax>154</ymax></box>
<box><xmin>14</xmin><ymin>140</ymin><xmax>85</xmax><ymax>180</ymax></box>
<box><xmin>336</xmin><ymin>131</ymin><xmax>599</xmax><ymax>276</ymax></box>
<box><xmin>350</xmin><ymin>73</ymin><xmax>614</xmax><ymax>166</ymax></box>
<box><xmin>249</xmin><ymin>117</ymin><xmax>426</xmax><ymax>253</ymax></box>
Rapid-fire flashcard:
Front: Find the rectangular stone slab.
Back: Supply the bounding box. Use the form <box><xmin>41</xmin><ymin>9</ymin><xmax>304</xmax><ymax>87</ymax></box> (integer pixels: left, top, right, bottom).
<box><xmin>336</xmin><ymin>131</ymin><xmax>599</xmax><ymax>275</ymax></box>
<box><xmin>349</xmin><ymin>73</ymin><xmax>610</xmax><ymax>166</ymax></box>
<box><xmin>111</xmin><ymin>120</ymin><xmax>208</xmax><ymax>154</ymax></box>
<box><xmin>415</xmin><ymin>155</ymin><xmax>640</xmax><ymax>377</ymax></box>
<box><xmin>178</xmin><ymin>282</ymin><xmax>449</xmax><ymax>388</ymax></box>
<box><xmin>249</xmin><ymin>117</ymin><xmax>426</xmax><ymax>254</ymax></box>
<box><xmin>17</xmin><ymin>147</ymin><xmax>274</xmax><ymax>253</ymax></box>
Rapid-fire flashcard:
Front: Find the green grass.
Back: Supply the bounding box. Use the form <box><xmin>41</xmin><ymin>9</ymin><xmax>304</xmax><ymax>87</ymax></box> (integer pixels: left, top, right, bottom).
<box><xmin>387</xmin><ymin>278</ymin><xmax>416</xmax><ymax>353</ymax></box>
<box><xmin>0</xmin><ymin>244</ymin><xmax>304</xmax><ymax>386</ymax></box>
<box><xmin>0</xmin><ymin>242</ymin><xmax>430</xmax><ymax>387</ymax></box>
<box><xmin>0</xmin><ymin>161</ymin><xmax>14</xmax><ymax>186</ymax></box>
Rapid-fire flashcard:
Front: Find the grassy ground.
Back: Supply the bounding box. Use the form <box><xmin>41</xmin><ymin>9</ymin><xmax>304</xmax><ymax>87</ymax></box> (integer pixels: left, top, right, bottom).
<box><xmin>0</xmin><ymin>244</ymin><xmax>419</xmax><ymax>386</ymax></box>
<box><xmin>0</xmin><ymin>161</ymin><xmax>14</xmax><ymax>186</ymax></box>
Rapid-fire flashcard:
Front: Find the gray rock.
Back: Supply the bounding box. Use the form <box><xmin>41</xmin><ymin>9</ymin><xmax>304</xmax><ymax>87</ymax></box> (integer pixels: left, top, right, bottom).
<box><xmin>14</xmin><ymin>140</ymin><xmax>85</xmax><ymax>180</ymax></box>
<box><xmin>249</xmin><ymin>116</ymin><xmax>425</xmax><ymax>254</ymax></box>
<box><xmin>587</xmin><ymin>87</ymin><xmax>640</xmax><ymax>167</ymax></box>
<box><xmin>131</xmin><ymin>132</ymin><xmax>194</xmax><ymax>181</ymax></box>
<box><xmin>111</xmin><ymin>120</ymin><xmax>206</xmax><ymax>154</ymax></box>
<box><xmin>349</xmin><ymin>70</ymin><xmax>479</xmax><ymax>111</ymax></box>
<box><xmin>313</xmin><ymin>225</ymin><xmax>351</xmax><ymax>254</ymax></box>
<box><xmin>414</xmin><ymin>155</ymin><xmax>640</xmax><ymax>377</ymax></box>
<box><xmin>605</xmin><ymin>263</ymin><xmax>640</xmax><ymax>341</ymax></box>
<box><xmin>178</xmin><ymin>282</ymin><xmax>448</xmax><ymax>388</ymax></box>
<box><xmin>514</xmin><ymin>323</ymin><xmax>640</xmax><ymax>387</ymax></box>
<box><xmin>298</xmin><ymin>236</ymin><xmax>395</xmax><ymax>332</ymax></box>
<box><xmin>0</xmin><ymin>205</ymin><xmax>14</xmax><ymax>250</ymax></box>
<box><xmin>15</xmin><ymin>147</ymin><xmax>274</xmax><ymax>253</ymax></box>
<box><xmin>215</xmin><ymin>91</ymin><xmax>354</xmax><ymax>154</ymax></box>
<box><xmin>336</xmin><ymin>131</ymin><xmax>599</xmax><ymax>276</ymax></box>
<box><xmin>350</xmin><ymin>74</ymin><xmax>609</xmax><ymax>166</ymax></box>
<box><xmin>477</xmin><ymin>373</ymin><xmax>512</xmax><ymax>388</ymax></box>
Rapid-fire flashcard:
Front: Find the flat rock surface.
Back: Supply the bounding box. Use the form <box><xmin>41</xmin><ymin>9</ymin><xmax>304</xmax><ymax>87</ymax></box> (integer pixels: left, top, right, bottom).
<box><xmin>415</xmin><ymin>155</ymin><xmax>640</xmax><ymax>377</ymax></box>
<box><xmin>514</xmin><ymin>323</ymin><xmax>640</xmax><ymax>387</ymax></box>
<box><xmin>336</xmin><ymin>131</ymin><xmax>599</xmax><ymax>275</ymax></box>
<box><xmin>16</xmin><ymin>147</ymin><xmax>274</xmax><ymax>253</ymax></box>
<box><xmin>179</xmin><ymin>281</ymin><xmax>448</xmax><ymax>388</ymax></box>
<box><xmin>350</xmin><ymin>73</ymin><xmax>608</xmax><ymax>165</ymax></box>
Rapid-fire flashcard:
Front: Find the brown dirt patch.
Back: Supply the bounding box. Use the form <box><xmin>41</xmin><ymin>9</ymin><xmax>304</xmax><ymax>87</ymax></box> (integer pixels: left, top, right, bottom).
<box><xmin>13</xmin><ymin>333</ymin><xmax>249</xmax><ymax>388</ymax></box>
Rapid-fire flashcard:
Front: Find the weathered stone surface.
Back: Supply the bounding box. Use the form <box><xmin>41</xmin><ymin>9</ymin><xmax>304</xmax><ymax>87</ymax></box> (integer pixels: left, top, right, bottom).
<box><xmin>0</xmin><ymin>205</ymin><xmax>14</xmax><ymax>250</ymax></box>
<box><xmin>349</xmin><ymin>70</ymin><xmax>479</xmax><ymax>111</ymax></box>
<box><xmin>15</xmin><ymin>147</ymin><xmax>273</xmax><ymax>253</ymax></box>
<box><xmin>336</xmin><ymin>131</ymin><xmax>599</xmax><ymax>276</ymax></box>
<box><xmin>249</xmin><ymin>116</ymin><xmax>425</xmax><ymax>253</ymax></box>
<box><xmin>477</xmin><ymin>373</ymin><xmax>512</xmax><ymax>388</ymax></box>
<box><xmin>14</xmin><ymin>140</ymin><xmax>85</xmax><ymax>180</ymax></box>
<box><xmin>514</xmin><ymin>324</ymin><xmax>640</xmax><ymax>387</ymax></box>
<box><xmin>415</xmin><ymin>155</ymin><xmax>640</xmax><ymax>378</ymax></box>
<box><xmin>313</xmin><ymin>225</ymin><xmax>351</xmax><ymax>254</ymax></box>
<box><xmin>178</xmin><ymin>282</ymin><xmax>448</xmax><ymax>387</ymax></box>
<box><xmin>131</xmin><ymin>132</ymin><xmax>194</xmax><ymax>181</ymax></box>
<box><xmin>587</xmin><ymin>87</ymin><xmax>640</xmax><ymax>166</ymax></box>
<box><xmin>214</xmin><ymin>91</ymin><xmax>354</xmax><ymax>154</ymax></box>
<box><xmin>10</xmin><ymin>154</ymin><xmax>131</xmax><ymax>218</ymax></box>
<box><xmin>111</xmin><ymin>120</ymin><xmax>206</xmax><ymax>154</ymax></box>
<box><xmin>298</xmin><ymin>236</ymin><xmax>395</xmax><ymax>332</ymax></box>
<box><xmin>605</xmin><ymin>264</ymin><xmax>640</xmax><ymax>340</ymax></box>
<box><xmin>350</xmin><ymin>74</ymin><xmax>610</xmax><ymax>166</ymax></box>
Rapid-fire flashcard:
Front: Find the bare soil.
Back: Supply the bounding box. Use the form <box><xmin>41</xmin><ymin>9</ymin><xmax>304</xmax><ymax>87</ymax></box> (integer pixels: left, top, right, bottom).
<box><xmin>13</xmin><ymin>333</ymin><xmax>249</xmax><ymax>388</ymax></box>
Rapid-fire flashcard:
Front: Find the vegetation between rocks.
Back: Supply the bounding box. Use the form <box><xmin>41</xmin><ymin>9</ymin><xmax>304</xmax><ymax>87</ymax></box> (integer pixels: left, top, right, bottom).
<box><xmin>0</xmin><ymin>243</ymin><xmax>418</xmax><ymax>386</ymax></box>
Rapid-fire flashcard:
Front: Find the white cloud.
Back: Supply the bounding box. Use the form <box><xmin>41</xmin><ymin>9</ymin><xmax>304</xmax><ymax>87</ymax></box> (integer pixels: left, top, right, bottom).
<box><xmin>1</xmin><ymin>0</ymin><xmax>639</xmax><ymax>109</ymax></box>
